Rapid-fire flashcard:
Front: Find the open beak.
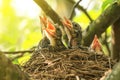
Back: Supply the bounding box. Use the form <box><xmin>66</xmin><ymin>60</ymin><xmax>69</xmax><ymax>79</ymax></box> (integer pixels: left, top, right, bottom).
<box><xmin>39</xmin><ymin>15</ymin><xmax>47</xmax><ymax>28</ymax></box>
<box><xmin>39</xmin><ymin>16</ymin><xmax>47</xmax><ymax>34</ymax></box>
<box><xmin>62</xmin><ymin>17</ymin><xmax>72</xmax><ymax>30</ymax></box>
<box><xmin>45</xmin><ymin>20</ymin><xmax>56</xmax><ymax>37</ymax></box>
<box><xmin>90</xmin><ymin>35</ymin><xmax>102</xmax><ymax>53</ymax></box>
<box><xmin>43</xmin><ymin>20</ymin><xmax>56</xmax><ymax>46</ymax></box>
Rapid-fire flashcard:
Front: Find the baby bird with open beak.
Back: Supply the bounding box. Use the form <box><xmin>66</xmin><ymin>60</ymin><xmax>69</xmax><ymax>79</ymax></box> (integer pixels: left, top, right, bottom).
<box><xmin>62</xmin><ymin>17</ymin><xmax>82</xmax><ymax>49</ymax></box>
<box><xmin>43</xmin><ymin>20</ymin><xmax>66</xmax><ymax>51</ymax></box>
<box><xmin>90</xmin><ymin>35</ymin><xmax>103</xmax><ymax>54</ymax></box>
<box><xmin>38</xmin><ymin>16</ymin><xmax>50</xmax><ymax>49</ymax></box>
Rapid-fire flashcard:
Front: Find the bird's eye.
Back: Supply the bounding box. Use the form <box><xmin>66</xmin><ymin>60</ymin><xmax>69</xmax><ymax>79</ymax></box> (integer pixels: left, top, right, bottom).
<box><xmin>72</xmin><ymin>22</ymin><xmax>79</xmax><ymax>28</ymax></box>
<box><xmin>74</xmin><ymin>24</ymin><xmax>78</xmax><ymax>27</ymax></box>
<box><xmin>72</xmin><ymin>22</ymin><xmax>77</xmax><ymax>27</ymax></box>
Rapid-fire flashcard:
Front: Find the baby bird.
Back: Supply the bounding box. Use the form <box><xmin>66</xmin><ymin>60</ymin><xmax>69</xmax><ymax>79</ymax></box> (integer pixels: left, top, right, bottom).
<box><xmin>62</xmin><ymin>17</ymin><xmax>82</xmax><ymax>49</ymax></box>
<box><xmin>90</xmin><ymin>35</ymin><xmax>103</xmax><ymax>54</ymax></box>
<box><xmin>38</xmin><ymin>16</ymin><xmax>50</xmax><ymax>49</ymax></box>
<box><xmin>43</xmin><ymin>20</ymin><xmax>66</xmax><ymax>51</ymax></box>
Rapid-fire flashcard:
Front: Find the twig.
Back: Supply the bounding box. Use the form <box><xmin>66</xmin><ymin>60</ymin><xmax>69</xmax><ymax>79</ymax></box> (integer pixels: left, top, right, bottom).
<box><xmin>75</xmin><ymin>76</ymin><xmax>80</xmax><ymax>80</ymax></box>
<box><xmin>69</xmin><ymin>0</ymin><xmax>82</xmax><ymax>20</ymax></box>
<box><xmin>77</xmin><ymin>4</ymin><xmax>93</xmax><ymax>22</ymax></box>
<box><xmin>69</xmin><ymin>0</ymin><xmax>93</xmax><ymax>22</ymax></box>
<box><xmin>104</xmin><ymin>31</ymin><xmax>111</xmax><ymax>55</ymax></box>
<box><xmin>11</xmin><ymin>53</ymin><xmax>25</xmax><ymax>61</ymax></box>
<box><xmin>108</xmin><ymin>58</ymin><xmax>111</xmax><ymax>69</ymax></box>
<box><xmin>2</xmin><ymin>50</ymin><xmax>33</xmax><ymax>54</ymax></box>
<box><xmin>39</xmin><ymin>50</ymin><xmax>46</xmax><ymax>59</ymax></box>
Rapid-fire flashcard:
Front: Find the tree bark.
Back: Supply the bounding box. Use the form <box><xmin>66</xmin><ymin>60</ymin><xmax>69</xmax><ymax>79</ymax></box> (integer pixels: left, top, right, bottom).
<box><xmin>0</xmin><ymin>52</ymin><xmax>29</xmax><ymax>80</ymax></box>
<box><xmin>111</xmin><ymin>18</ymin><xmax>120</xmax><ymax>60</ymax></box>
<box><xmin>34</xmin><ymin>0</ymin><xmax>62</xmax><ymax>26</ymax></box>
<box><xmin>83</xmin><ymin>1</ymin><xmax>120</xmax><ymax>46</ymax></box>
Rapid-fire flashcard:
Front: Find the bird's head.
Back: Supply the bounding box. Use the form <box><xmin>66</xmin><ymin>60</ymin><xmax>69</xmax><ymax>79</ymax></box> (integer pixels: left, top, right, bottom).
<box><xmin>90</xmin><ymin>35</ymin><xmax>102</xmax><ymax>54</ymax></box>
<box><xmin>46</xmin><ymin>20</ymin><xmax>56</xmax><ymax>37</ymax></box>
<box><xmin>62</xmin><ymin>17</ymin><xmax>72</xmax><ymax>30</ymax></box>
<box><xmin>72</xmin><ymin>22</ymin><xmax>82</xmax><ymax>32</ymax></box>
<box><xmin>43</xmin><ymin>20</ymin><xmax>56</xmax><ymax>46</ymax></box>
<box><xmin>62</xmin><ymin>17</ymin><xmax>73</xmax><ymax>42</ymax></box>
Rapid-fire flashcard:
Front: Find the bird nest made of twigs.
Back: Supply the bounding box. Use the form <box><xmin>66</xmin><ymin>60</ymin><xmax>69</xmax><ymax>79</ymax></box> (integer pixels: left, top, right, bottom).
<box><xmin>23</xmin><ymin>48</ymin><xmax>116</xmax><ymax>80</ymax></box>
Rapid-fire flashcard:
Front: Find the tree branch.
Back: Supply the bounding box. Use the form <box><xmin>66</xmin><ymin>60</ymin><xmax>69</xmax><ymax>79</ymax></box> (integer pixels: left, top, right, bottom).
<box><xmin>0</xmin><ymin>52</ymin><xmax>29</xmax><ymax>80</ymax></box>
<box><xmin>104</xmin><ymin>31</ymin><xmax>111</xmax><ymax>55</ymax></box>
<box><xmin>34</xmin><ymin>0</ymin><xmax>63</xmax><ymax>26</ymax></box>
<box><xmin>111</xmin><ymin>18</ymin><xmax>120</xmax><ymax>60</ymax></box>
<box><xmin>69</xmin><ymin>0</ymin><xmax>93</xmax><ymax>22</ymax></box>
<box><xmin>69</xmin><ymin>0</ymin><xmax>82</xmax><ymax>20</ymax></box>
<box><xmin>2</xmin><ymin>50</ymin><xmax>33</xmax><ymax>54</ymax></box>
<box><xmin>83</xmin><ymin>2</ymin><xmax>120</xmax><ymax>46</ymax></box>
<box><xmin>11</xmin><ymin>53</ymin><xmax>25</xmax><ymax>61</ymax></box>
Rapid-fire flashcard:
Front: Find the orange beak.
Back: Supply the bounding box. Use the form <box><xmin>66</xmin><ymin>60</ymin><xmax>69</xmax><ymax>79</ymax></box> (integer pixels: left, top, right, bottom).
<box><xmin>62</xmin><ymin>17</ymin><xmax>72</xmax><ymax>30</ymax></box>
<box><xmin>45</xmin><ymin>20</ymin><xmax>56</xmax><ymax>37</ymax></box>
<box><xmin>39</xmin><ymin>15</ymin><xmax>47</xmax><ymax>27</ymax></box>
<box><xmin>90</xmin><ymin>35</ymin><xmax>102</xmax><ymax>53</ymax></box>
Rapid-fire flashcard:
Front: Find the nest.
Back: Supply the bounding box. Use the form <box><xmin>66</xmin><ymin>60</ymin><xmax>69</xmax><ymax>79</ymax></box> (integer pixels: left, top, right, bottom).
<box><xmin>23</xmin><ymin>48</ymin><xmax>116</xmax><ymax>80</ymax></box>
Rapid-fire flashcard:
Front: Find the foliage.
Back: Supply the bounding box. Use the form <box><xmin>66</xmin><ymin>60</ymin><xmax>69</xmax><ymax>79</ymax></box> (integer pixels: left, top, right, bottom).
<box><xmin>0</xmin><ymin>0</ymin><xmax>41</xmax><ymax>51</ymax></box>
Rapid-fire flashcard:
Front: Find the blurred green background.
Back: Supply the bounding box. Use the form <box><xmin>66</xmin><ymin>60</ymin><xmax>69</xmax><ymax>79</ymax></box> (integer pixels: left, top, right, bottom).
<box><xmin>0</xmin><ymin>0</ymin><xmax>112</xmax><ymax>64</ymax></box>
